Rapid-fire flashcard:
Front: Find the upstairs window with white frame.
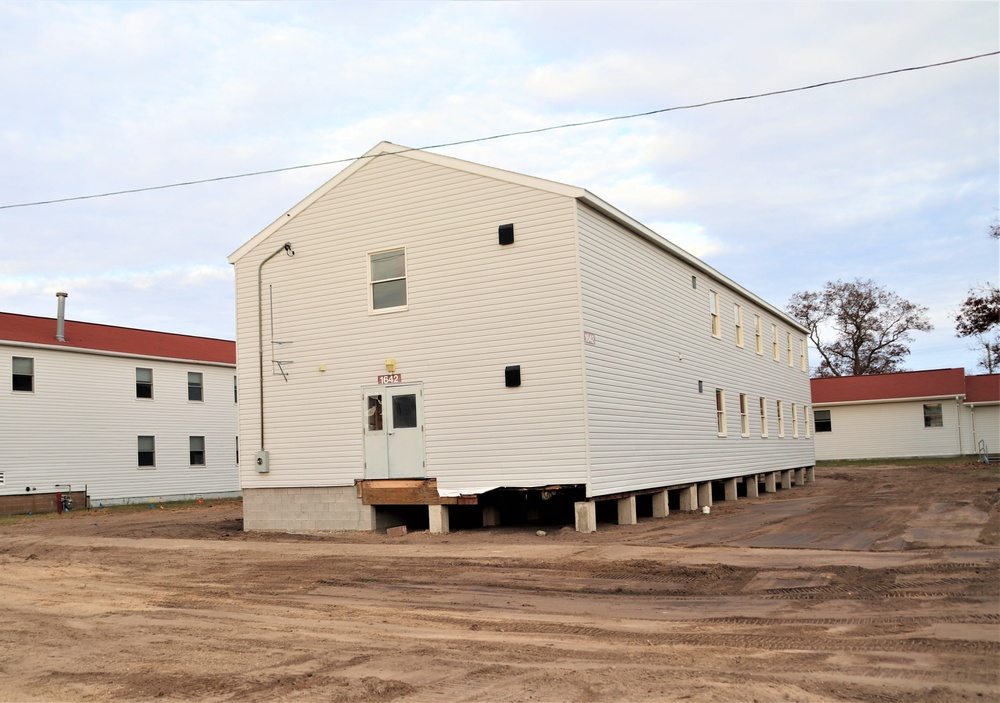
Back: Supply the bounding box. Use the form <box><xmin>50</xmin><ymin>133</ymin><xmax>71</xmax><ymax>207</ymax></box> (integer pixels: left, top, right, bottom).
<box><xmin>709</xmin><ymin>291</ymin><xmax>721</xmax><ymax>338</ymax></box>
<box><xmin>715</xmin><ymin>389</ymin><xmax>727</xmax><ymax>436</ymax></box>
<box><xmin>734</xmin><ymin>304</ymin><xmax>744</xmax><ymax>347</ymax></box>
<box><xmin>739</xmin><ymin>393</ymin><xmax>750</xmax><ymax>437</ymax></box>
<box><xmin>188</xmin><ymin>372</ymin><xmax>203</xmax><ymax>402</ymax></box>
<box><xmin>136</xmin><ymin>368</ymin><xmax>153</xmax><ymax>399</ymax></box>
<box><xmin>12</xmin><ymin>356</ymin><xmax>33</xmax><ymax>392</ymax></box>
<box><xmin>800</xmin><ymin>338</ymin><xmax>808</xmax><ymax>372</ymax></box>
<box><xmin>759</xmin><ymin>396</ymin><xmax>769</xmax><ymax>437</ymax></box>
<box><xmin>787</xmin><ymin>331</ymin><xmax>794</xmax><ymax>366</ymax></box>
<box><xmin>772</xmin><ymin>324</ymin><xmax>780</xmax><ymax>361</ymax></box>
<box><xmin>754</xmin><ymin>315</ymin><xmax>763</xmax><ymax>355</ymax></box>
<box><xmin>369</xmin><ymin>248</ymin><xmax>407</xmax><ymax>312</ymax></box>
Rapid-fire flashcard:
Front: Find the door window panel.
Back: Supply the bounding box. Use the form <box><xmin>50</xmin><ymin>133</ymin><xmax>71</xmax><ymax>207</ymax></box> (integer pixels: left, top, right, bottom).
<box><xmin>392</xmin><ymin>394</ymin><xmax>418</xmax><ymax>428</ymax></box>
<box><xmin>367</xmin><ymin>395</ymin><xmax>383</xmax><ymax>431</ymax></box>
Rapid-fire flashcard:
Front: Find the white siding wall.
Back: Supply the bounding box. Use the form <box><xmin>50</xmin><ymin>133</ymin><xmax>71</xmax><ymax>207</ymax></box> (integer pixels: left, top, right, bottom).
<box><xmin>965</xmin><ymin>404</ymin><xmax>999</xmax><ymax>456</ymax></box>
<box><xmin>233</xmin><ymin>153</ymin><xmax>588</xmax><ymax>494</ymax></box>
<box><xmin>0</xmin><ymin>344</ymin><xmax>238</xmax><ymax>501</ymax></box>
<box><xmin>577</xmin><ymin>204</ymin><xmax>814</xmax><ymax>497</ymax></box>
<box><xmin>813</xmin><ymin>399</ymin><xmax>964</xmax><ymax>460</ymax></box>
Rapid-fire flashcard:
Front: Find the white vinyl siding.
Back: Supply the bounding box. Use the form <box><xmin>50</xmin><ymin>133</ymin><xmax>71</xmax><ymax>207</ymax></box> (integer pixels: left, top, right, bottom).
<box><xmin>0</xmin><ymin>344</ymin><xmax>238</xmax><ymax>501</ymax></box>
<box><xmin>231</xmin><ymin>152</ymin><xmax>587</xmax><ymax>493</ymax></box>
<box><xmin>577</xmin><ymin>205</ymin><xmax>814</xmax><ymax>497</ymax></box>
<box><xmin>814</xmin><ymin>399</ymin><xmax>966</xmax><ymax>460</ymax></box>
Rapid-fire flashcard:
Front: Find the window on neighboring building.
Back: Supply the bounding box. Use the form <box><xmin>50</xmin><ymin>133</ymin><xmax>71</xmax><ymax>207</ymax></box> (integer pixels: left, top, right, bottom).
<box><xmin>12</xmin><ymin>356</ymin><xmax>33</xmax><ymax>392</ymax></box>
<box><xmin>772</xmin><ymin>324</ymin><xmax>780</xmax><ymax>361</ymax></box>
<box><xmin>777</xmin><ymin>400</ymin><xmax>785</xmax><ymax>437</ymax></box>
<box><xmin>734</xmin><ymin>304</ymin><xmax>744</xmax><ymax>347</ymax></box>
<box><xmin>792</xmin><ymin>403</ymin><xmax>799</xmax><ymax>437</ymax></box>
<box><xmin>233</xmin><ymin>376</ymin><xmax>238</xmax><ymax>403</ymax></box>
<box><xmin>188</xmin><ymin>372</ymin><xmax>203</xmax><ymax>402</ymax></box>
<box><xmin>370</xmin><ymin>248</ymin><xmax>407</xmax><ymax>311</ymax></box>
<box><xmin>923</xmin><ymin>403</ymin><xmax>943</xmax><ymax>428</ymax></box>
<box><xmin>759</xmin><ymin>396</ymin><xmax>769</xmax><ymax>437</ymax></box>
<box><xmin>755</xmin><ymin>315</ymin><xmax>763</xmax><ymax>355</ymax></box>
<box><xmin>716</xmin><ymin>389</ymin><xmax>727</xmax><ymax>436</ymax></box>
<box><xmin>814</xmin><ymin>409</ymin><xmax>832</xmax><ymax>432</ymax></box>
<box><xmin>739</xmin><ymin>393</ymin><xmax>749</xmax><ymax>437</ymax></box>
<box><xmin>136</xmin><ymin>368</ymin><xmax>153</xmax><ymax>399</ymax></box>
<box><xmin>709</xmin><ymin>291</ymin><xmax>721</xmax><ymax>338</ymax></box>
<box><xmin>138</xmin><ymin>436</ymin><xmax>155</xmax><ymax>467</ymax></box>
<box><xmin>189</xmin><ymin>436</ymin><xmax>206</xmax><ymax>465</ymax></box>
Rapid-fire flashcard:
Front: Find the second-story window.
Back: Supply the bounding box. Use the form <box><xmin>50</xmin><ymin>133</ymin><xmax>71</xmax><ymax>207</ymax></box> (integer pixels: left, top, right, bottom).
<box><xmin>370</xmin><ymin>248</ymin><xmax>407</xmax><ymax>312</ymax></box>
<box><xmin>734</xmin><ymin>304</ymin><xmax>744</xmax><ymax>347</ymax></box>
<box><xmin>136</xmin><ymin>368</ymin><xmax>153</xmax><ymax>399</ymax></box>
<box><xmin>709</xmin><ymin>291</ymin><xmax>721</xmax><ymax>338</ymax></box>
<box><xmin>12</xmin><ymin>356</ymin><xmax>33</xmax><ymax>392</ymax></box>
<box><xmin>188</xmin><ymin>372</ymin><xmax>204</xmax><ymax>402</ymax></box>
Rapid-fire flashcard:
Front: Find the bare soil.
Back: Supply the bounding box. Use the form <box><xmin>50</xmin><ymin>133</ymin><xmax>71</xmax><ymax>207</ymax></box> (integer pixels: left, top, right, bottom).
<box><xmin>1</xmin><ymin>463</ymin><xmax>997</xmax><ymax>702</ymax></box>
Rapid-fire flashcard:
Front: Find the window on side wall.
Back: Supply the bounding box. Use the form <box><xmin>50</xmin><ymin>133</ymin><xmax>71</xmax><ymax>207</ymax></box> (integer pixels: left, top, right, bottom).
<box><xmin>755</xmin><ymin>315</ymin><xmax>763</xmax><ymax>355</ymax></box>
<box><xmin>777</xmin><ymin>400</ymin><xmax>785</xmax><ymax>437</ymax></box>
<box><xmin>772</xmin><ymin>325</ymin><xmax>780</xmax><ymax>361</ymax></box>
<box><xmin>12</xmin><ymin>356</ymin><xmax>33</xmax><ymax>392</ymax></box>
<box><xmin>136</xmin><ymin>368</ymin><xmax>153</xmax><ymax>399</ymax></box>
<box><xmin>369</xmin><ymin>248</ymin><xmax>407</xmax><ymax>312</ymax></box>
<box><xmin>814</xmin><ymin>409</ymin><xmax>832</xmax><ymax>432</ymax></box>
<box><xmin>759</xmin><ymin>397</ymin><xmax>769</xmax><ymax>437</ymax></box>
<box><xmin>800</xmin><ymin>338</ymin><xmax>808</xmax><ymax>372</ymax></box>
<box><xmin>716</xmin><ymin>389</ymin><xmax>727</xmax><ymax>436</ymax></box>
<box><xmin>923</xmin><ymin>403</ymin><xmax>943</xmax><ymax>428</ymax></box>
<box><xmin>792</xmin><ymin>403</ymin><xmax>799</xmax><ymax>437</ymax></box>
<box><xmin>805</xmin><ymin>406</ymin><xmax>812</xmax><ymax>438</ymax></box>
<box><xmin>188</xmin><ymin>372</ymin><xmax>203</xmax><ymax>402</ymax></box>
<box><xmin>233</xmin><ymin>376</ymin><xmax>238</xmax><ymax>404</ymax></box>
<box><xmin>786</xmin><ymin>331</ymin><xmax>794</xmax><ymax>366</ymax></box>
<box><xmin>734</xmin><ymin>304</ymin><xmax>744</xmax><ymax>347</ymax></box>
<box><xmin>709</xmin><ymin>291</ymin><xmax>721</xmax><ymax>338</ymax></box>
<box><xmin>190</xmin><ymin>436</ymin><xmax>206</xmax><ymax>465</ymax></box>
<box><xmin>739</xmin><ymin>393</ymin><xmax>749</xmax><ymax>437</ymax></box>
<box><xmin>138</xmin><ymin>436</ymin><xmax>155</xmax><ymax>468</ymax></box>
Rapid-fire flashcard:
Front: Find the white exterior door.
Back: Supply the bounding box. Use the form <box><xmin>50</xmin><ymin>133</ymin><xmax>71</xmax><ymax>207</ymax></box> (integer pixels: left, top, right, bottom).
<box><xmin>363</xmin><ymin>383</ymin><xmax>425</xmax><ymax>479</ymax></box>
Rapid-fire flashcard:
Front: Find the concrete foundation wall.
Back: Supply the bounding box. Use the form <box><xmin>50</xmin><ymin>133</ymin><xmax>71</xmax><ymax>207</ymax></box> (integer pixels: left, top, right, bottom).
<box><xmin>243</xmin><ymin>486</ymin><xmax>376</xmax><ymax>532</ymax></box>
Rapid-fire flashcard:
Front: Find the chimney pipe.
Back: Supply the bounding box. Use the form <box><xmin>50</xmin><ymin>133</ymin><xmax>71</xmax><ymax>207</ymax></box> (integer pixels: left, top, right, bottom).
<box><xmin>55</xmin><ymin>292</ymin><xmax>68</xmax><ymax>342</ymax></box>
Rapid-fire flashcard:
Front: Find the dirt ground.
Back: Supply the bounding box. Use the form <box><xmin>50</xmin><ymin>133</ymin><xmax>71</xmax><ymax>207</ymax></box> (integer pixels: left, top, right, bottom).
<box><xmin>1</xmin><ymin>463</ymin><xmax>997</xmax><ymax>703</ymax></box>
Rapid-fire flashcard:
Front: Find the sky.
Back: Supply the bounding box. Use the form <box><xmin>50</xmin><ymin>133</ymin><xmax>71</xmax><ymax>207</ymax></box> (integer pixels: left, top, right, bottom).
<box><xmin>1</xmin><ymin>1</ymin><xmax>997</xmax><ymax>374</ymax></box>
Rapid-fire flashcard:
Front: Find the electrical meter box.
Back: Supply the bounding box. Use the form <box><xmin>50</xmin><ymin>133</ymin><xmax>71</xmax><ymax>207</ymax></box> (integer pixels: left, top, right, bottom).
<box><xmin>254</xmin><ymin>450</ymin><xmax>270</xmax><ymax>473</ymax></box>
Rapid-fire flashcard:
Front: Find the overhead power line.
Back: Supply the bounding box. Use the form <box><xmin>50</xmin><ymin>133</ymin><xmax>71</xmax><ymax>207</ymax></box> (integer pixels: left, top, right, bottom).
<box><xmin>1</xmin><ymin>50</ymin><xmax>996</xmax><ymax>211</ymax></box>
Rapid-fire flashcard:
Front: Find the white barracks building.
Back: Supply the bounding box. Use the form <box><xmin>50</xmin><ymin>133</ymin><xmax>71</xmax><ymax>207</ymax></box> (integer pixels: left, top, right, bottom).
<box><xmin>228</xmin><ymin>143</ymin><xmax>815</xmax><ymax>533</ymax></box>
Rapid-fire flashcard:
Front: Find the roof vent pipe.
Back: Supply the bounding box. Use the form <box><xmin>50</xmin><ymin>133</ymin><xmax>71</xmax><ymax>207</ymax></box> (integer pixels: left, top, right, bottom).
<box><xmin>55</xmin><ymin>292</ymin><xmax>68</xmax><ymax>342</ymax></box>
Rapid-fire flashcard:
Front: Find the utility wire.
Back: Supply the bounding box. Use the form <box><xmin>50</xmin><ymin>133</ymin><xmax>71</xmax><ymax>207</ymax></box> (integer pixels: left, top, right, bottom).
<box><xmin>1</xmin><ymin>50</ymin><xmax>996</xmax><ymax>211</ymax></box>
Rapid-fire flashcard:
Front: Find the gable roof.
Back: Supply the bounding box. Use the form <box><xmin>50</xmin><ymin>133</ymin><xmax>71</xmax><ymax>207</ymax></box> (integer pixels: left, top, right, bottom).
<box><xmin>0</xmin><ymin>312</ymin><xmax>235</xmax><ymax>365</ymax></box>
<box><xmin>228</xmin><ymin>141</ymin><xmax>807</xmax><ymax>334</ymax></box>
<box><xmin>811</xmin><ymin>368</ymin><xmax>969</xmax><ymax>404</ymax></box>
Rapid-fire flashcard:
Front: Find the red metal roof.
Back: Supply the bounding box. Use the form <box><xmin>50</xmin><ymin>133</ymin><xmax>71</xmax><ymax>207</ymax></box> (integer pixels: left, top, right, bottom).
<box><xmin>810</xmin><ymin>368</ymin><xmax>966</xmax><ymax>404</ymax></box>
<box><xmin>965</xmin><ymin>374</ymin><xmax>1000</xmax><ymax>403</ymax></box>
<box><xmin>0</xmin><ymin>312</ymin><xmax>235</xmax><ymax>365</ymax></box>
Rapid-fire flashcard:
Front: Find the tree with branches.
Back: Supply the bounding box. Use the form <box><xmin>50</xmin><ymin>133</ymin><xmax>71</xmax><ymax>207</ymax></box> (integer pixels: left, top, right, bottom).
<box><xmin>954</xmin><ymin>283</ymin><xmax>1000</xmax><ymax>373</ymax></box>
<box><xmin>787</xmin><ymin>278</ymin><xmax>932</xmax><ymax>377</ymax></box>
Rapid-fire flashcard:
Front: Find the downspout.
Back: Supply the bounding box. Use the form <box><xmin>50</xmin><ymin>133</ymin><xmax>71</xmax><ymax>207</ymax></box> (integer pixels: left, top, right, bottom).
<box><xmin>257</xmin><ymin>243</ymin><xmax>295</xmax><ymax>450</ymax></box>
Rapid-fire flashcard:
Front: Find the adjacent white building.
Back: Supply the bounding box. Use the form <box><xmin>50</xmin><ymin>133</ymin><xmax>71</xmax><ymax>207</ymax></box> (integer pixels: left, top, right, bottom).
<box><xmin>811</xmin><ymin>369</ymin><xmax>1000</xmax><ymax>461</ymax></box>
<box><xmin>0</xmin><ymin>299</ymin><xmax>239</xmax><ymax>510</ymax></box>
<box><xmin>228</xmin><ymin>142</ymin><xmax>815</xmax><ymax>533</ymax></box>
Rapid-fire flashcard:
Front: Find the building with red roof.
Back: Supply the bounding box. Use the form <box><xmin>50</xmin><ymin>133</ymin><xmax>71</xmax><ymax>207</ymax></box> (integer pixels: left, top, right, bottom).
<box><xmin>810</xmin><ymin>369</ymin><xmax>1000</xmax><ymax>461</ymax></box>
<box><xmin>1</xmin><ymin>297</ymin><xmax>239</xmax><ymax>513</ymax></box>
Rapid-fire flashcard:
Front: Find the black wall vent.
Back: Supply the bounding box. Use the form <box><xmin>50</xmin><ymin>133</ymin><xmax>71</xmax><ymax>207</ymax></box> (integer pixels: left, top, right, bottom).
<box><xmin>505</xmin><ymin>365</ymin><xmax>521</xmax><ymax>387</ymax></box>
<box><xmin>498</xmin><ymin>223</ymin><xmax>515</xmax><ymax>246</ymax></box>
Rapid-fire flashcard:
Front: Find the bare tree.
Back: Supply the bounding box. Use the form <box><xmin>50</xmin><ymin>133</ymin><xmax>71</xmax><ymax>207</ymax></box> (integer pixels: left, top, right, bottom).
<box><xmin>954</xmin><ymin>283</ymin><xmax>1000</xmax><ymax>374</ymax></box>
<box><xmin>787</xmin><ymin>278</ymin><xmax>932</xmax><ymax>378</ymax></box>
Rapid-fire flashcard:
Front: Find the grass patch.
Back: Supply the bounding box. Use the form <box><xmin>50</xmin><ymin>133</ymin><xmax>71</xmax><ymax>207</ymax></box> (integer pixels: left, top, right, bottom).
<box><xmin>816</xmin><ymin>456</ymin><xmax>987</xmax><ymax>468</ymax></box>
<box><xmin>88</xmin><ymin>497</ymin><xmax>242</xmax><ymax>514</ymax></box>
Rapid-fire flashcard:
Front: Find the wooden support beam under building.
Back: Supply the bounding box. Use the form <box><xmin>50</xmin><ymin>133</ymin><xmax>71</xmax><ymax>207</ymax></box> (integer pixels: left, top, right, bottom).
<box><xmin>355</xmin><ymin>478</ymin><xmax>479</xmax><ymax>506</ymax></box>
